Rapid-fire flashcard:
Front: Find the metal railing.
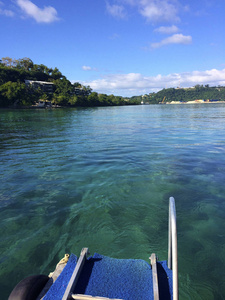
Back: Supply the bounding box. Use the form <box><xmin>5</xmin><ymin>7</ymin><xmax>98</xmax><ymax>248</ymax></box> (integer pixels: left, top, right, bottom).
<box><xmin>168</xmin><ymin>197</ymin><xmax>179</xmax><ymax>300</ymax></box>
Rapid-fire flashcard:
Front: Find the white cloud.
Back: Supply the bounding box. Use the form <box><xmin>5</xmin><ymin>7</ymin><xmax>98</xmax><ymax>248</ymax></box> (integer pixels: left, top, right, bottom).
<box><xmin>81</xmin><ymin>69</ymin><xmax>225</xmax><ymax>97</ymax></box>
<box><xmin>16</xmin><ymin>0</ymin><xmax>59</xmax><ymax>23</ymax></box>
<box><xmin>82</xmin><ymin>66</ymin><xmax>98</xmax><ymax>72</ymax></box>
<box><xmin>154</xmin><ymin>25</ymin><xmax>179</xmax><ymax>34</ymax></box>
<box><xmin>121</xmin><ymin>0</ymin><xmax>180</xmax><ymax>23</ymax></box>
<box><xmin>106</xmin><ymin>2</ymin><xmax>126</xmax><ymax>19</ymax></box>
<box><xmin>106</xmin><ymin>0</ymin><xmax>189</xmax><ymax>26</ymax></box>
<box><xmin>151</xmin><ymin>33</ymin><xmax>192</xmax><ymax>48</ymax></box>
<box><xmin>82</xmin><ymin>66</ymin><xmax>92</xmax><ymax>71</ymax></box>
<box><xmin>139</xmin><ymin>0</ymin><xmax>179</xmax><ymax>23</ymax></box>
<box><xmin>181</xmin><ymin>69</ymin><xmax>225</xmax><ymax>85</ymax></box>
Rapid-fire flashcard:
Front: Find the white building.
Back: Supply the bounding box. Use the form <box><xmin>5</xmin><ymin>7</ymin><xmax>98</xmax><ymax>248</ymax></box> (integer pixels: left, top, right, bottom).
<box><xmin>25</xmin><ymin>80</ymin><xmax>54</xmax><ymax>93</ymax></box>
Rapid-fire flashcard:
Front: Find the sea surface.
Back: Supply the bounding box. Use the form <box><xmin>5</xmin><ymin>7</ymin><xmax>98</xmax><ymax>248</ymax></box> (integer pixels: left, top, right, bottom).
<box><xmin>0</xmin><ymin>104</ymin><xmax>225</xmax><ymax>299</ymax></box>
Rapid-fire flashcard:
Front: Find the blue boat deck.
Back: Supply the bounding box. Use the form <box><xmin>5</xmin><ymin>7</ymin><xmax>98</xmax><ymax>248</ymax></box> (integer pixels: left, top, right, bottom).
<box><xmin>42</xmin><ymin>252</ymin><xmax>173</xmax><ymax>300</ymax></box>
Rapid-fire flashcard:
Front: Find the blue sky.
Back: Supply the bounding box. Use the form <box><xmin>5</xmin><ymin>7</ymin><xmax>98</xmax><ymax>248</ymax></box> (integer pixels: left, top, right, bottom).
<box><xmin>1</xmin><ymin>0</ymin><xmax>225</xmax><ymax>96</ymax></box>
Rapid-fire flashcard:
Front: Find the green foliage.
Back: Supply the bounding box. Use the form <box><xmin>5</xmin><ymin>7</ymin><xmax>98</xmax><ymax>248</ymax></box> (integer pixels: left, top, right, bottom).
<box><xmin>87</xmin><ymin>92</ymin><xmax>99</xmax><ymax>106</ymax></box>
<box><xmin>68</xmin><ymin>95</ymin><xmax>78</xmax><ymax>106</ymax></box>
<box><xmin>41</xmin><ymin>94</ymin><xmax>49</xmax><ymax>101</ymax></box>
<box><xmin>54</xmin><ymin>78</ymin><xmax>73</xmax><ymax>96</ymax></box>
<box><xmin>0</xmin><ymin>81</ymin><xmax>32</xmax><ymax>107</ymax></box>
<box><xmin>51</xmin><ymin>67</ymin><xmax>64</xmax><ymax>80</ymax></box>
<box><xmin>15</xmin><ymin>58</ymin><xmax>34</xmax><ymax>71</ymax></box>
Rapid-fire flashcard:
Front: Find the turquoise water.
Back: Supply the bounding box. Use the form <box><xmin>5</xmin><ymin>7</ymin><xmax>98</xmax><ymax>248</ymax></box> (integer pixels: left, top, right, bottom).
<box><xmin>0</xmin><ymin>105</ymin><xmax>225</xmax><ymax>299</ymax></box>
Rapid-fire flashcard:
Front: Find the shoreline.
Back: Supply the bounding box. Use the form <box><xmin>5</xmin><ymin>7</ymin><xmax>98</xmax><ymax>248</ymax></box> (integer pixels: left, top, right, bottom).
<box><xmin>167</xmin><ymin>100</ymin><xmax>225</xmax><ymax>104</ymax></box>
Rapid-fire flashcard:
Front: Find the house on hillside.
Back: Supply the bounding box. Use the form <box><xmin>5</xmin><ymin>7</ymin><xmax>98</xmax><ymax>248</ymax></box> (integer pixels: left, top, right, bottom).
<box><xmin>25</xmin><ymin>80</ymin><xmax>54</xmax><ymax>94</ymax></box>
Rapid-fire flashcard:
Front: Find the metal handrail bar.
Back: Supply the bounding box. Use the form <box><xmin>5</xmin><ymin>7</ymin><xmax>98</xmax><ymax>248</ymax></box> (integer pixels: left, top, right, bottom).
<box><xmin>168</xmin><ymin>197</ymin><xmax>179</xmax><ymax>300</ymax></box>
<box><xmin>150</xmin><ymin>253</ymin><xmax>159</xmax><ymax>300</ymax></box>
<box><xmin>62</xmin><ymin>248</ymin><xmax>89</xmax><ymax>300</ymax></box>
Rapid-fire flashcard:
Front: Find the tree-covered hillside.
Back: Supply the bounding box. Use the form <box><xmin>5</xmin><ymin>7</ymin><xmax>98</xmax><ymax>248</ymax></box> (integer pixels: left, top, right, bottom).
<box><xmin>0</xmin><ymin>57</ymin><xmax>139</xmax><ymax>107</ymax></box>
<box><xmin>131</xmin><ymin>85</ymin><xmax>225</xmax><ymax>104</ymax></box>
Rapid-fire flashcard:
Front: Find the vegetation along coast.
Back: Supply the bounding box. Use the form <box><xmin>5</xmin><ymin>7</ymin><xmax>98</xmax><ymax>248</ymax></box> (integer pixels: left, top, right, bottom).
<box><xmin>1</xmin><ymin>57</ymin><xmax>225</xmax><ymax>108</ymax></box>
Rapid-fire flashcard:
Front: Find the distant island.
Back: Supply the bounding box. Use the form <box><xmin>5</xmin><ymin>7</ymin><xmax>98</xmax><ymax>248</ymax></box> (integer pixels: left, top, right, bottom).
<box><xmin>1</xmin><ymin>57</ymin><xmax>225</xmax><ymax>108</ymax></box>
<box><xmin>131</xmin><ymin>85</ymin><xmax>225</xmax><ymax>104</ymax></box>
